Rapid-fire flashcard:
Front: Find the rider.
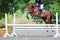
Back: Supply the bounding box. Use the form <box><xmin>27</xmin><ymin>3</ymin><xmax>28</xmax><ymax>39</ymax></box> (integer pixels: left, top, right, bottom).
<box><xmin>35</xmin><ymin>0</ymin><xmax>44</xmax><ymax>14</ymax></box>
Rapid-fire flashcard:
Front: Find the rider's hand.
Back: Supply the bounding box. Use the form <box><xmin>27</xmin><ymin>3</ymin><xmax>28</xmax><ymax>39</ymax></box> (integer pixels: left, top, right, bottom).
<box><xmin>36</xmin><ymin>3</ymin><xmax>38</xmax><ymax>6</ymax></box>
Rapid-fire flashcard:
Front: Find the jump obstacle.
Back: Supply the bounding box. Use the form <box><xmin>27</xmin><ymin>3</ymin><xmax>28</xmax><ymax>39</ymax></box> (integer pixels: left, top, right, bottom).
<box><xmin>3</xmin><ymin>12</ymin><xmax>60</xmax><ymax>37</ymax></box>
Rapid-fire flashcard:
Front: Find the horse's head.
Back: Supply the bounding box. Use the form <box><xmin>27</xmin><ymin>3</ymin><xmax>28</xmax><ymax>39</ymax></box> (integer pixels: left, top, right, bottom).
<box><xmin>27</xmin><ymin>3</ymin><xmax>35</xmax><ymax>13</ymax></box>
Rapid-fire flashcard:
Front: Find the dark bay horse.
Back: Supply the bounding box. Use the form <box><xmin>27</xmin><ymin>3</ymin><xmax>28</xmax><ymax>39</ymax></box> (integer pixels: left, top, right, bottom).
<box><xmin>26</xmin><ymin>3</ymin><xmax>52</xmax><ymax>24</ymax></box>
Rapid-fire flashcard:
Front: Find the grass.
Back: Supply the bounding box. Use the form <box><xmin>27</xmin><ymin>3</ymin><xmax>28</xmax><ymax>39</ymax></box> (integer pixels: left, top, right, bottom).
<box><xmin>0</xmin><ymin>28</ymin><xmax>6</xmax><ymax>37</ymax></box>
<box><xmin>0</xmin><ymin>20</ymin><xmax>12</xmax><ymax>37</ymax></box>
<box><xmin>0</xmin><ymin>28</ymin><xmax>12</xmax><ymax>37</ymax></box>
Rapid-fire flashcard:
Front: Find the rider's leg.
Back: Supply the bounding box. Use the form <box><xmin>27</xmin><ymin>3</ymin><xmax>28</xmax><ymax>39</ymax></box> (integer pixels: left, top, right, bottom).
<box><xmin>40</xmin><ymin>4</ymin><xmax>44</xmax><ymax>14</ymax></box>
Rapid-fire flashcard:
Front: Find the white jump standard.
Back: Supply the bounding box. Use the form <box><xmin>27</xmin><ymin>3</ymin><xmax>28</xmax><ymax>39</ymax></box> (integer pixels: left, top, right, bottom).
<box><xmin>54</xmin><ymin>13</ymin><xmax>60</xmax><ymax>37</ymax></box>
<box><xmin>10</xmin><ymin>13</ymin><xmax>17</xmax><ymax>37</ymax></box>
<box><xmin>4</xmin><ymin>13</ymin><xmax>10</xmax><ymax>37</ymax></box>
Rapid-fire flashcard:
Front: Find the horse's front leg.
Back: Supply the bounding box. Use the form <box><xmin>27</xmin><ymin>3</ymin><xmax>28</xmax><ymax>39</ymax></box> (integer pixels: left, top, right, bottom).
<box><xmin>32</xmin><ymin>15</ymin><xmax>35</xmax><ymax>19</ymax></box>
<box><xmin>26</xmin><ymin>11</ymin><xmax>29</xmax><ymax>19</ymax></box>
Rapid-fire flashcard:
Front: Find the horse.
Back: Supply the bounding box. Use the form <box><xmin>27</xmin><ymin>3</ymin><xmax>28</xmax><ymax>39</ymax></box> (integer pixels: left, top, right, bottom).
<box><xmin>26</xmin><ymin>3</ymin><xmax>52</xmax><ymax>24</ymax></box>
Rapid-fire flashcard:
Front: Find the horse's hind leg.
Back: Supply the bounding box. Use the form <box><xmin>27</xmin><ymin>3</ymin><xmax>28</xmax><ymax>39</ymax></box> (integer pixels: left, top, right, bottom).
<box><xmin>46</xmin><ymin>18</ymin><xmax>51</xmax><ymax>24</ymax></box>
<box><xmin>43</xmin><ymin>19</ymin><xmax>50</xmax><ymax>32</ymax></box>
<box><xmin>43</xmin><ymin>21</ymin><xmax>46</xmax><ymax>24</ymax></box>
<box><xmin>43</xmin><ymin>18</ymin><xmax>47</xmax><ymax>24</ymax></box>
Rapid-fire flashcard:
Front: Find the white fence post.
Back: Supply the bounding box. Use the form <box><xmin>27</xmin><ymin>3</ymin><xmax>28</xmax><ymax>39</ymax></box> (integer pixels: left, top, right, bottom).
<box><xmin>10</xmin><ymin>13</ymin><xmax>17</xmax><ymax>37</ymax></box>
<box><xmin>54</xmin><ymin>13</ymin><xmax>60</xmax><ymax>37</ymax></box>
<box><xmin>4</xmin><ymin>13</ymin><xmax>10</xmax><ymax>37</ymax></box>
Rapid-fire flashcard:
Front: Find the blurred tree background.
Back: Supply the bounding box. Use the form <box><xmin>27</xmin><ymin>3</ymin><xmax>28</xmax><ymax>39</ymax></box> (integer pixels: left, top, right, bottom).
<box><xmin>0</xmin><ymin>0</ymin><xmax>60</xmax><ymax>23</ymax></box>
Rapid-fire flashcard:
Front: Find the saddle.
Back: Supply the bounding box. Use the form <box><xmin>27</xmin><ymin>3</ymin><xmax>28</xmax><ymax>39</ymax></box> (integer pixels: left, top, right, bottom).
<box><xmin>39</xmin><ymin>9</ymin><xmax>45</xmax><ymax>16</ymax></box>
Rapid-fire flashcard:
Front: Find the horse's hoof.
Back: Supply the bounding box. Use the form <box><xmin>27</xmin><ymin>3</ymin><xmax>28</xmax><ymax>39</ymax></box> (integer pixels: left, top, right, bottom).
<box><xmin>52</xmin><ymin>30</ymin><xmax>54</xmax><ymax>32</ymax></box>
<box><xmin>47</xmin><ymin>30</ymin><xmax>48</xmax><ymax>32</ymax></box>
<box><xmin>26</xmin><ymin>16</ymin><xmax>29</xmax><ymax>19</ymax></box>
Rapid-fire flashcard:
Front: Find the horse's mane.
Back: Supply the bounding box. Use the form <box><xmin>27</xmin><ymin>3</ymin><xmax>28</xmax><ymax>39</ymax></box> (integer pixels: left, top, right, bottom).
<box><xmin>27</xmin><ymin>3</ymin><xmax>37</xmax><ymax>7</ymax></box>
<box><xmin>29</xmin><ymin>3</ymin><xmax>34</xmax><ymax>4</ymax></box>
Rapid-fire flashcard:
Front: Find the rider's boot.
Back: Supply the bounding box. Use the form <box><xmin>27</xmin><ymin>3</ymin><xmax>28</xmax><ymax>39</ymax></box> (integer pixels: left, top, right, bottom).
<box><xmin>39</xmin><ymin>9</ymin><xmax>42</xmax><ymax>14</ymax></box>
<box><xmin>39</xmin><ymin>9</ymin><xmax>43</xmax><ymax>16</ymax></box>
<box><xmin>40</xmin><ymin>9</ymin><xmax>43</xmax><ymax>14</ymax></box>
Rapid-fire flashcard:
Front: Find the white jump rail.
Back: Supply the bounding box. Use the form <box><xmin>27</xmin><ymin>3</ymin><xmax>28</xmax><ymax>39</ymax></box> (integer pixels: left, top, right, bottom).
<box><xmin>4</xmin><ymin>12</ymin><xmax>60</xmax><ymax>37</ymax></box>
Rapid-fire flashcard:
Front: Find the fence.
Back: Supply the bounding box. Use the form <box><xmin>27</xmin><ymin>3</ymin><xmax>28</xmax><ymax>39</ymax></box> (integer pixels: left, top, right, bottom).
<box><xmin>3</xmin><ymin>13</ymin><xmax>60</xmax><ymax>37</ymax></box>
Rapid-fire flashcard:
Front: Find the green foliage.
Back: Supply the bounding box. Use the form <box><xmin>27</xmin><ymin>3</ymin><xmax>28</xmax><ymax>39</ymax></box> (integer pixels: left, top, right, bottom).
<box><xmin>0</xmin><ymin>0</ymin><xmax>60</xmax><ymax>23</ymax></box>
<box><xmin>43</xmin><ymin>0</ymin><xmax>60</xmax><ymax>19</ymax></box>
<box><xmin>0</xmin><ymin>22</ymin><xmax>5</xmax><ymax>28</ymax></box>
